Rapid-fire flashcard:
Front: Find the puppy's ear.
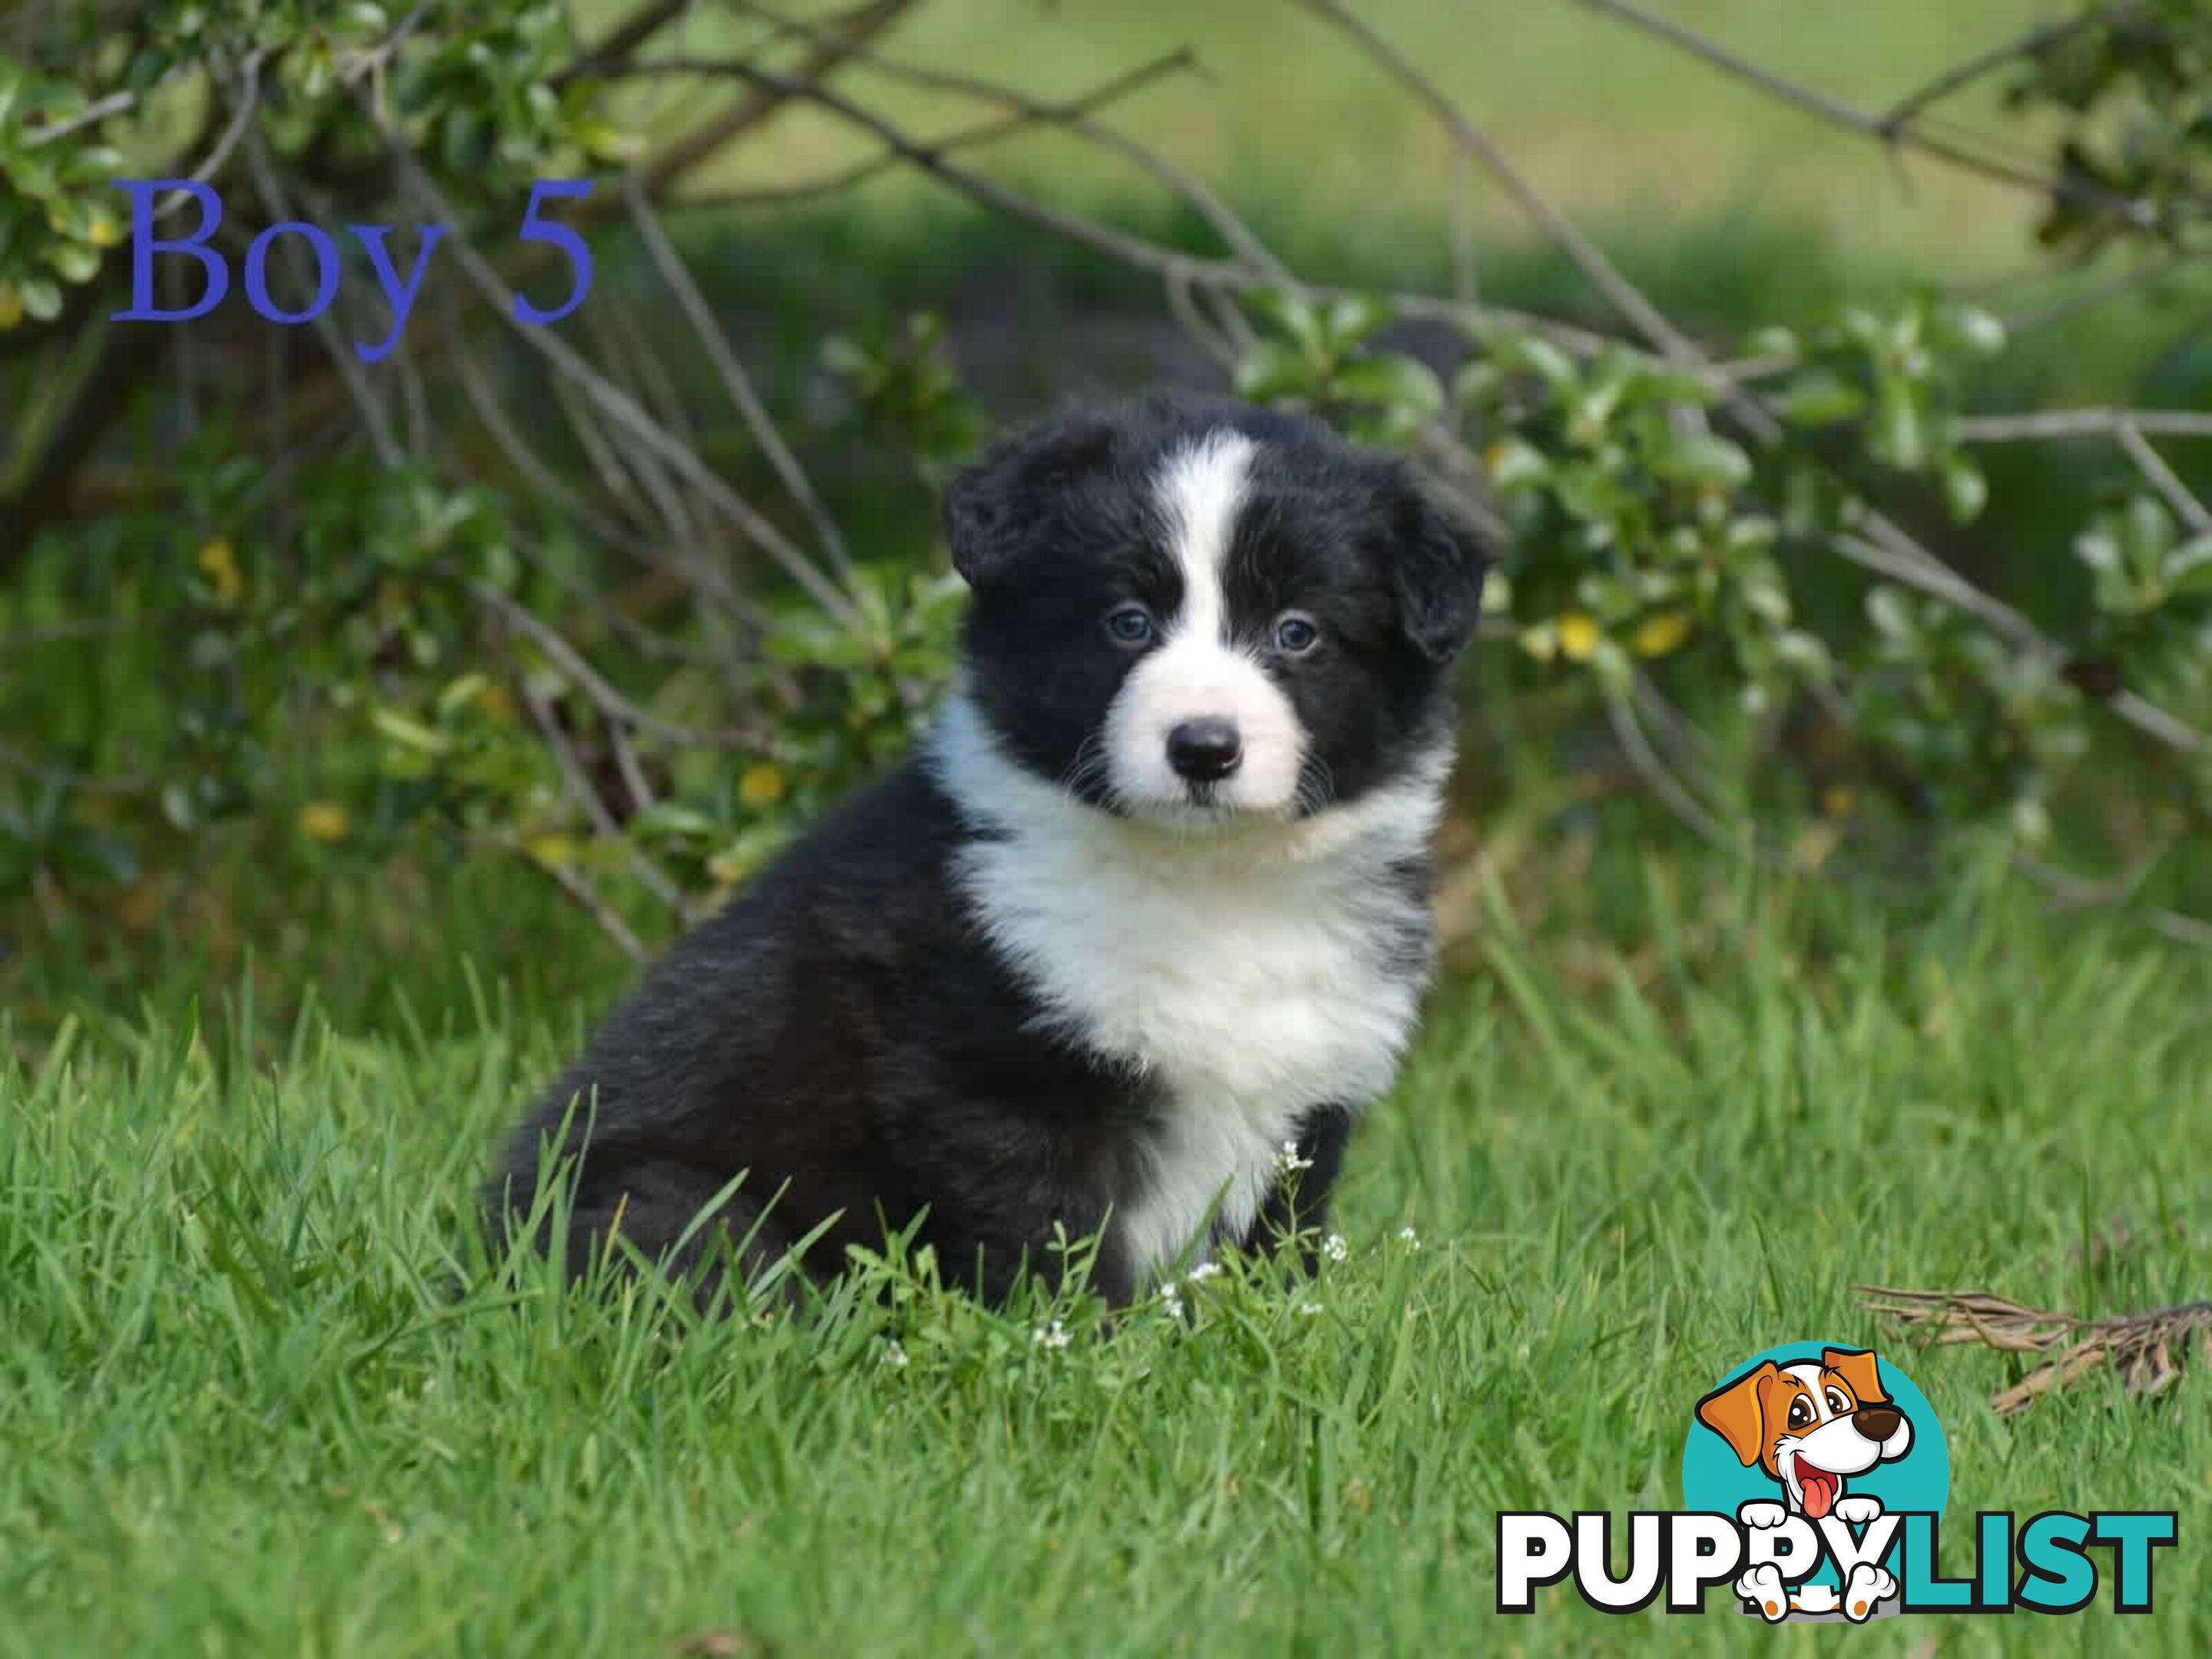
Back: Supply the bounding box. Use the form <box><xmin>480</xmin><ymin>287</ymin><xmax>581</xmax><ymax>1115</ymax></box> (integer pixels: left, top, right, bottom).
<box><xmin>942</xmin><ymin>413</ymin><xmax>1115</xmax><ymax>591</ymax></box>
<box><xmin>1821</xmin><ymin>1347</ymin><xmax>1889</xmax><ymax>1408</ymax></box>
<box><xmin>1696</xmin><ymin>1362</ymin><xmax>1778</xmax><ymax>1468</ymax></box>
<box><xmin>1388</xmin><ymin>475</ymin><xmax>1492</xmax><ymax>664</ymax></box>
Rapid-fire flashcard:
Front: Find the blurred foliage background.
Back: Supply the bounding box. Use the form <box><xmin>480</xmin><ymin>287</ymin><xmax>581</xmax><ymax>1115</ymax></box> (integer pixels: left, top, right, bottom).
<box><xmin>3</xmin><ymin>0</ymin><xmax>2211</xmax><ymax>1037</ymax></box>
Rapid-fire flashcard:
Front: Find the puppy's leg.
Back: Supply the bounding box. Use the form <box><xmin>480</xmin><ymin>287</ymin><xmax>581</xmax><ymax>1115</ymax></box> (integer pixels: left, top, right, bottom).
<box><xmin>1840</xmin><ymin>1562</ymin><xmax>1896</xmax><ymax>1621</ymax></box>
<box><xmin>1734</xmin><ymin>1564</ymin><xmax>1789</xmax><ymax>1623</ymax></box>
<box><xmin>508</xmin><ymin>1157</ymin><xmax>810</xmax><ymax>1308</ymax></box>
<box><xmin>1239</xmin><ymin>1103</ymin><xmax>1352</xmax><ymax>1270</ymax></box>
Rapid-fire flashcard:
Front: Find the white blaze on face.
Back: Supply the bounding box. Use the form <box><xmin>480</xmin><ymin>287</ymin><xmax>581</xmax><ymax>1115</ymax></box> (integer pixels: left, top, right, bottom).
<box><xmin>1102</xmin><ymin>430</ymin><xmax>1308</xmax><ymax>817</ymax></box>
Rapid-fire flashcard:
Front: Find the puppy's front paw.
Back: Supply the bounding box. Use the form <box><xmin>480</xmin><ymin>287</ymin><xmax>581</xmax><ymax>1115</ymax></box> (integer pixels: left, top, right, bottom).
<box><xmin>1842</xmin><ymin>1562</ymin><xmax>1896</xmax><ymax>1622</ymax></box>
<box><xmin>1832</xmin><ymin>1495</ymin><xmax>1883</xmax><ymax>1526</ymax></box>
<box><xmin>1735</xmin><ymin>1563</ymin><xmax>1790</xmax><ymax>1622</ymax></box>
<box><xmin>1737</xmin><ymin>1499</ymin><xmax>1788</xmax><ymax>1529</ymax></box>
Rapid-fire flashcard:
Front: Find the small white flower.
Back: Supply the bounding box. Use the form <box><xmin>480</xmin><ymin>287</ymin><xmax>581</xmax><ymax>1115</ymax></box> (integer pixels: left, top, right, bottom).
<box><xmin>1274</xmin><ymin>1140</ymin><xmax>1313</xmax><ymax>1176</ymax></box>
<box><xmin>1320</xmin><ymin>1233</ymin><xmax>1349</xmax><ymax>1263</ymax></box>
<box><xmin>1397</xmin><ymin>1226</ymin><xmax>1421</xmax><ymax>1250</ymax></box>
<box><xmin>880</xmin><ymin>1339</ymin><xmax>909</xmax><ymax>1369</ymax></box>
<box><xmin>1185</xmin><ymin>1261</ymin><xmax>1223</xmax><ymax>1283</ymax></box>
<box><xmin>1295</xmin><ymin>1300</ymin><xmax>1323</xmax><ymax>1317</ymax></box>
<box><xmin>1158</xmin><ymin>1285</ymin><xmax>1185</xmax><ymax>1320</ymax></box>
<box><xmin>1034</xmin><ymin>1320</ymin><xmax>1071</xmax><ymax>1351</ymax></box>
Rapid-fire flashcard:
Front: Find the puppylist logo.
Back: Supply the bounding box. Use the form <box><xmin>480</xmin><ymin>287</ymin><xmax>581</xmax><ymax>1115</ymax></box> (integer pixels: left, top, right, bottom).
<box><xmin>1498</xmin><ymin>1340</ymin><xmax>2177</xmax><ymax>1623</ymax></box>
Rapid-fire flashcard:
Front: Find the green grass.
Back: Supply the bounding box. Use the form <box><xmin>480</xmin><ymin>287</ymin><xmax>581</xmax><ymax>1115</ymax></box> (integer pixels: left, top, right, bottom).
<box><xmin>6</xmin><ymin>862</ymin><xmax>2208</xmax><ymax>1656</ymax></box>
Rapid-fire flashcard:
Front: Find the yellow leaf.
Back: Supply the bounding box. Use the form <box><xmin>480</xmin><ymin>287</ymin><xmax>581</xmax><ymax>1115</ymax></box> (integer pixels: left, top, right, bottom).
<box><xmin>1630</xmin><ymin>610</ymin><xmax>1692</xmax><ymax>659</ymax></box>
<box><xmin>1821</xmin><ymin>785</ymin><xmax>1857</xmax><ymax>820</ymax></box>
<box><xmin>0</xmin><ymin>287</ymin><xmax>21</xmax><ymax>330</ymax></box>
<box><xmin>1790</xmin><ymin>821</ymin><xmax>1842</xmax><ymax>873</ymax></box>
<box><xmin>739</xmin><ymin>763</ymin><xmax>786</xmax><ymax>807</ymax></box>
<box><xmin>197</xmin><ymin>538</ymin><xmax>245</xmax><ymax>603</ymax></box>
<box><xmin>297</xmin><ymin>801</ymin><xmax>350</xmax><ymax>843</ymax></box>
<box><xmin>88</xmin><ymin>214</ymin><xmax>122</xmax><ymax>248</ymax></box>
<box><xmin>1556</xmin><ymin>612</ymin><xmax>1601</xmax><ymax>664</ymax></box>
<box><xmin>1517</xmin><ymin>623</ymin><xmax>1558</xmax><ymax>663</ymax></box>
<box><xmin>522</xmin><ymin>835</ymin><xmax>578</xmax><ymax>870</ymax></box>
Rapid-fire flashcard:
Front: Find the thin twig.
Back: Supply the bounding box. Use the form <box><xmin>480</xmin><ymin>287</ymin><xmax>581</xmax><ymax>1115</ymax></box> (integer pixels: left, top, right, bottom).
<box><xmin>513</xmin><ymin>839</ymin><xmax>650</xmax><ymax>963</ymax></box>
<box><xmin>1577</xmin><ymin>0</ymin><xmax>2162</xmax><ymax>233</ymax></box>
<box><xmin>1957</xmin><ymin>408</ymin><xmax>2212</xmax><ymax>442</ymax></box>
<box><xmin>2118</xmin><ymin>422</ymin><xmax>2212</xmax><ymax>534</ymax></box>
<box><xmin>622</xmin><ymin>173</ymin><xmax>861</xmax><ymax>584</ymax></box>
<box><xmin>237</xmin><ymin>128</ymin><xmax>402</xmax><ymax>467</ymax></box>
<box><xmin>1294</xmin><ymin>0</ymin><xmax>1704</xmax><ymax>367</ymax></box>
<box><xmin>472</xmin><ymin>581</ymin><xmax>766</xmax><ymax>750</ymax></box>
<box><xmin>675</xmin><ymin>48</ymin><xmax>1202</xmax><ymax>212</ymax></box>
<box><xmin>520</xmin><ymin>678</ymin><xmax>692</xmax><ymax>923</ymax></box>
<box><xmin>377</xmin><ymin>130</ymin><xmax>865</xmax><ymax>628</ymax></box>
<box><xmin>1878</xmin><ymin>10</ymin><xmax>2110</xmax><ymax>134</ymax></box>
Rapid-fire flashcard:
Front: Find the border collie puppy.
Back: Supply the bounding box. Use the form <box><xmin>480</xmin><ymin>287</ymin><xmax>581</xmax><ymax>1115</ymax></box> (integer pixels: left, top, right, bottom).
<box><xmin>490</xmin><ymin>393</ymin><xmax>1488</xmax><ymax>1305</ymax></box>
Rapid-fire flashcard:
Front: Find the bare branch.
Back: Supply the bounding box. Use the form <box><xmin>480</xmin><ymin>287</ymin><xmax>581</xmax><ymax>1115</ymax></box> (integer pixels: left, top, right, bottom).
<box><xmin>376</xmin><ymin>130</ymin><xmax>866</xmax><ymax>628</ymax></box>
<box><xmin>519</xmin><ymin>677</ymin><xmax>694</xmax><ymax>924</ymax></box>
<box><xmin>2118</xmin><ymin>422</ymin><xmax>2212</xmax><ymax>535</ymax></box>
<box><xmin>1878</xmin><ymin>10</ymin><xmax>2108</xmax><ymax>134</ymax></box>
<box><xmin>1293</xmin><ymin>0</ymin><xmax>1705</xmax><ymax>367</ymax></box>
<box><xmin>622</xmin><ymin>174</ymin><xmax>860</xmax><ymax>585</ymax></box>
<box><xmin>508</xmin><ymin>837</ymin><xmax>650</xmax><ymax>964</ymax></box>
<box><xmin>1577</xmin><ymin>0</ymin><xmax>2164</xmax><ymax>233</ymax></box>
<box><xmin>472</xmin><ymin>581</ymin><xmax>767</xmax><ymax>750</ymax></box>
<box><xmin>675</xmin><ymin>49</ymin><xmax>1204</xmax><ymax>213</ymax></box>
<box><xmin>1956</xmin><ymin>408</ymin><xmax>2212</xmax><ymax>442</ymax></box>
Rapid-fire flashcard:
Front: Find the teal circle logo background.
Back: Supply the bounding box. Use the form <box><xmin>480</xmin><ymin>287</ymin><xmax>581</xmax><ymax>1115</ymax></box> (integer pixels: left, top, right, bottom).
<box><xmin>1681</xmin><ymin>1341</ymin><xmax>1950</xmax><ymax>1584</ymax></box>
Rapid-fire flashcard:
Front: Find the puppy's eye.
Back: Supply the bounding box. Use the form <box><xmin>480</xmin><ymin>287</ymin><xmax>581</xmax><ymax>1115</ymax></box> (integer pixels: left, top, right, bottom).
<box><xmin>1786</xmin><ymin>1398</ymin><xmax>1813</xmax><ymax>1429</ymax></box>
<box><xmin>1105</xmin><ymin>602</ymin><xmax>1155</xmax><ymax>646</ymax></box>
<box><xmin>1273</xmin><ymin>612</ymin><xmax>1320</xmax><ymax>653</ymax></box>
<box><xmin>1826</xmin><ymin>1388</ymin><xmax>1851</xmax><ymax>1415</ymax></box>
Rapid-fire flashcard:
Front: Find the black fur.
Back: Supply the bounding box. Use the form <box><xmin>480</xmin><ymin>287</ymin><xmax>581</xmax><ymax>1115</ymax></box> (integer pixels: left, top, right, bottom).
<box><xmin>487</xmin><ymin>393</ymin><xmax>1488</xmax><ymax>1306</ymax></box>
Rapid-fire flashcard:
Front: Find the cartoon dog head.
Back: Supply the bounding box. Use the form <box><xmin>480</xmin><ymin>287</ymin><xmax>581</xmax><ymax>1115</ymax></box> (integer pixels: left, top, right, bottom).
<box><xmin>1695</xmin><ymin>1347</ymin><xmax>1912</xmax><ymax>1520</ymax></box>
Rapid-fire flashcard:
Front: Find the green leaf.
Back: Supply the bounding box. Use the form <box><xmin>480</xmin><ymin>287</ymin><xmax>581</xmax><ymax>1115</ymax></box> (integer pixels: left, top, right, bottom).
<box><xmin>1932</xmin><ymin>303</ymin><xmax>2008</xmax><ymax>360</ymax></box>
<box><xmin>1234</xmin><ymin>339</ymin><xmax>1318</xmax><ymax>404</ymax></box>
<box><xmin>1773</xmin><ymin>630</ymin><xmax>1833</xmax><ymax>681</ymax></box>
<box><xmin>1588</xmin><ymin>637</ymin><xmax>1633</xmax><ymax>696</ymax></box>
<box><xmin>1330</xmin><ymin>353</ymin><xmax>1445</xmax><ymax>419</ymax></box>
<box><xmin>1243</xmin><ymin>289</ymin><xmax>1326</xmax><ymax>359</ymax></box>
<box><xmin>43</xmin><ymin>240</ymin><xmax>101</xmax><ymax>284</ymax></box>
<box><xmin>629</xmin><ymin>802</ymin><xmax>720</xmax><ymax>842</ymax></box>
<box><xmin>2164</xmin><ymin>535</ymin><xmax>2212</xmax><ymax>599</ymax></box>
<box><xmin>1873</xmin><ymin>377</ymin><xmax>1926</xmax><ymax>471</ymax></box>
<box><xmin>1940</xmin><ymin>453</ymin><xmax>1988</xmax><ymax>525</ymax></box>
<box><xmin>1487</xmin><ymin>331</ymin><xmax>1579</xmax><ymax>389</ymax></box>
<box><xmin>2121</xmin><ymin>495</ymin><xmax>2176</xmax><ymax>588</ymax></box>
<box><xmin>1481</xmin><ymin>438</ymin><xmax>1550</xmax><ymax>493</ymax></box>
<box><xmin>1322</xmin><ymin>293</ymin><xmax>1392</xmax><ymax>350</ymax></box>
<box><xmin>1744</xmin><ymin>326</ymin><xmax>1799</xmax><ymax>362</ymax></box>
<box><xmin>1452</xmin><ymin>360</ymin><xmax>1505</xmax><ymax>409</ymax></box>
<box><xmin>370</xmin><ymin>706</ymin><xmax>453</xmax><ymax>757</ymax></box>
<box><xmin>1654</xmin><ymin>432</ymin><xmax>1753</xmax><ymax>492</ymax></box>
<box><xmin>1866</xmin><ymin>586</ymin><xmax>1916</xmax><ymax>641</ymax></box>
<box><xmin>1782</xmin><ymin>369</ymin><xmax>1868</xmax><ymax>429</ymax></box>
<box><xmin>16</xmin><ymin>276</ymin><xmax>61</xmax><ymax>322</ymax></box>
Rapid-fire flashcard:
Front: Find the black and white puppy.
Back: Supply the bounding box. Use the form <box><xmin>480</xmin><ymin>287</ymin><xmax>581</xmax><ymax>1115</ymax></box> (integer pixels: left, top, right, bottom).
<box><xmin>489</xmin><ymin>392</ymin><xmax>1488</xmax><ymax>1305</ymax></box>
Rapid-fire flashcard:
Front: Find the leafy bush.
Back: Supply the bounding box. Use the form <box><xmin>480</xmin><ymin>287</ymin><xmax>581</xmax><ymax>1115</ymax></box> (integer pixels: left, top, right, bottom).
<box><xmin>3</xmin><ymin>0</ymin><xmax>2210</xmax><ymax>987</ymax></box>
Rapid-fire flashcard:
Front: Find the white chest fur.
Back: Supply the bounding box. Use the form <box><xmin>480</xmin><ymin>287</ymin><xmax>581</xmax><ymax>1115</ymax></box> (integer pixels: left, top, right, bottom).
<box><xmin>929</xmin><ymin>700</ymin><xmax>1442</xmax><ymax>1283</ymax></box>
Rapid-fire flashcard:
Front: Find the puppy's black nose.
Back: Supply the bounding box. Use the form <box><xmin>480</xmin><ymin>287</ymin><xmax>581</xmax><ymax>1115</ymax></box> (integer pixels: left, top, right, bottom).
<box><xmin>1854</xmin><ymin>1405</ymin><xmax>1902</xmax><ymax>1441</ymax></box>
<box><xmin>1166</xmin><ymin>718</ymin><xmax>1242</xmax><ymax>783</ymax></box>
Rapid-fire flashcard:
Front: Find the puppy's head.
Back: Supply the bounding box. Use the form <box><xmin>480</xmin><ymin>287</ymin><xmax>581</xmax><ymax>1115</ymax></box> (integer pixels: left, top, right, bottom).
<box><xmin>1695</xmin><ymin>1348</ymin><xmax>1913</xmax><ymax>1520</ymax></box>
<box><xmin>942</xmin><ymin>395</ymin><xmax>1488</xmax><ymax>829</ymax></box>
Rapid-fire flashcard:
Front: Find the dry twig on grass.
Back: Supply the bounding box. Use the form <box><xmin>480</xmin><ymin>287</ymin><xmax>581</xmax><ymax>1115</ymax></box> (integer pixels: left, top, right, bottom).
<box><xmin>1856</xmin><ymin>1286</ymin><xmax>2212</xmax><ymax>1415</ymax></box>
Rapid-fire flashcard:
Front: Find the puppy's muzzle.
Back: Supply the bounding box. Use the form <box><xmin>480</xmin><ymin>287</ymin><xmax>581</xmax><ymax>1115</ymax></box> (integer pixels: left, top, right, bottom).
<box><xmin>1166</xmin><ymin>717</ymin><xmax>1243</xmax><ymax>783</ymax></box>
